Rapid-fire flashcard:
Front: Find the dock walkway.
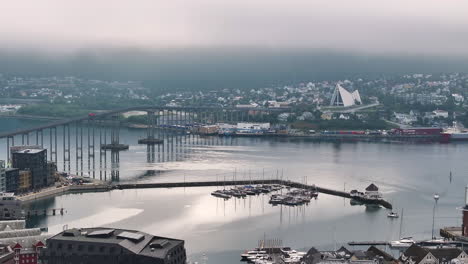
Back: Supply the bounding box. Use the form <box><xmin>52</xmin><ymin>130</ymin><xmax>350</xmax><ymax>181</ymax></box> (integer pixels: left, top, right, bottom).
<box><xmin>114</xmin><ymin>179</ymin><xmax>393</xmax><ymax>209</ymax></box>
<box><xmin>18</xmin><ymin>179</ymin><xmax>392</xmax><ymax>209</ymax></box>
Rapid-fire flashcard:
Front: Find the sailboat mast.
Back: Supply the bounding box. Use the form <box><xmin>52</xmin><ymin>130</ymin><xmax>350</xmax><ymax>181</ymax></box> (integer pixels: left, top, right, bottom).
<box><xmin>399</xmin><ymin>208</ymin><xmax>404</xmax><ymax>239</ymax></box>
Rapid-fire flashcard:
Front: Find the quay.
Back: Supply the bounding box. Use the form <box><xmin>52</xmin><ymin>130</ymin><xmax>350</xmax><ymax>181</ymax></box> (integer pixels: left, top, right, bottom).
<box><xmin>17</xmin><ymin>179</ymin><xmax>392</xmax><ymax>209</ymax></box>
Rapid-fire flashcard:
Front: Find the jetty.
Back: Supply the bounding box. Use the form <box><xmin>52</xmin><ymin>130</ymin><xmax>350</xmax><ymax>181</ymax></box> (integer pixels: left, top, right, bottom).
<box><xmin>113</xmin><ymin>179</ymin><xmax>393</xmax><ymax>209</ymax></box>
<box><xmin>18</xmin><ymin>179</ymin><xmax>392</xmax><ymax>209</ymax></box>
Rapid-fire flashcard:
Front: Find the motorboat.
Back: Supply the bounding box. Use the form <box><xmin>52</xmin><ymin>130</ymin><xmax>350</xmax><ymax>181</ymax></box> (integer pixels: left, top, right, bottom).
<box><xmin>390</xmin><ymin>237</ymin><xmax>415</xmax><ymax>249</ymax></box>
<box><xmin>387</xmin><ymin>211</ymin><xmax>399</xmax><ymax>218</ymax></box>
<box><xmin>211</xmin><ymin>190</ymin><xmax>231</xmax><ymax>199</ymax></box>
<box><xmin>240</xmin><ymin>250</ymin><xmax>267</xmax><ymax>261</ymax></box>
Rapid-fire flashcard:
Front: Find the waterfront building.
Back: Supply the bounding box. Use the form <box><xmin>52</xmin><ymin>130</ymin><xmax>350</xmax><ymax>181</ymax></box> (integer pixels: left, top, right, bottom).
<box><xmin>0</xmin><ymin>161</ymin><xmax>5</xmax><ymax>193</ymax></box>
<box><xmin>4</xmin><ymin>169</ymin><xmax>19</xmax><ymax>194</ymax></box>
<box><xmin>0</xmin><ymin>194</ymin><xmax>22</xmax><ymax>220</ymax></box>
<box><xmin>11</xmin><ymin>148</ymin><xmax>48</xmax><ymax>190</ymax></box>
<box><xmin>237</xmin><ymin>123</ymin><xmax>270</xmax><ymax>130</ymax></box>
<box><xmin>330</xmin><ymin>84</ymin><xmax>362</xmax><ymax>107</ymax></box>
<box><xmin>41</xmin><ymin>227</ymin><xmax>186</xmax><ymax>264</ymax></box>
<box><xmin>364</xmin><ymin>184</ymin><xmax>382</xmax><ymax>199</ymax></box>
<box><xmin>17</xmin><ymin>171</ymin><xmax>31</xmax><ymax>193</ymax></box>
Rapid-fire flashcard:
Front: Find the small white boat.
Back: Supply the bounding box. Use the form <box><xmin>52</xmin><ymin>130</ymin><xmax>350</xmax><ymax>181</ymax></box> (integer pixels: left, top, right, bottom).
<box><xmin>240</xmin><ymin>250</ymin><xmax>266</xmax><ymax>261</ymax></box>
<box><xmin>390</xmin><ymin>237</ymin><xmax>415</xmax><ymax>248</ymax></box>
<box><xmin>387</xmin><ymin>211</ymin><xmax>399</xmax><ymax>218</ymax></box>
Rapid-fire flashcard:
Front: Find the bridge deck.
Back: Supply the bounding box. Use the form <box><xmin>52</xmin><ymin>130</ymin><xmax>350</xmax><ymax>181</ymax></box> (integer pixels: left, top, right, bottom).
<box><xmin>0</xmin><ymin>105</ymin><xmax>283</xmax><ymax>138</ymax></box>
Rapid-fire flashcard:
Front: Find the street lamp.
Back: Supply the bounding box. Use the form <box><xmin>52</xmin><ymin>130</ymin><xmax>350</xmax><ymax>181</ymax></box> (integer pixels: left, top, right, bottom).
<box><xmin>432</xmin><ymin>193</ymin><xmax>440</xmax><ymax>239</ymax></box>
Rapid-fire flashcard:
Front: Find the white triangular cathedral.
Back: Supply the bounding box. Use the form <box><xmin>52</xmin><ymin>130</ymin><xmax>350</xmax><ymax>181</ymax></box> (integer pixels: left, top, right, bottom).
<box><xmin>330</xmin><ymin>84</ymin><xmax>362</xmax><ymax>107</ymax></box>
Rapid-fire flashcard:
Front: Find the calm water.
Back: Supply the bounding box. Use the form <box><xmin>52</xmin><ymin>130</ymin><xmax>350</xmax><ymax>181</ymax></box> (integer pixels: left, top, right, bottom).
<box><xmin>1</xmin><ymin>117</ymin><xmax>467</xmax><ymax>263</ymax></box>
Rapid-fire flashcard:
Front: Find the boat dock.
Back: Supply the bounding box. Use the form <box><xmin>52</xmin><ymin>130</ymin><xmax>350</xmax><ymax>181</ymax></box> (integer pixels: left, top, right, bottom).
<box><xmin>18</xmin><ymin>179</ymin><xmax>392</xmax><ymax>209</ymax></box>
<box><xmin>348</xmin><ymin>241</ymin><xmax>389</xmax><ymax>246</ymax></box>
<box><xmin>113</xmin><ymin>180</ymin><xmax>393</xmax><ymax>209</ymax></box>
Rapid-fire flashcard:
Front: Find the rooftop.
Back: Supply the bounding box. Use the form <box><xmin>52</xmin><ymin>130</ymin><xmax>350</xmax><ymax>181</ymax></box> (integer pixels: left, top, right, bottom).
<box><xmin>49</xmin><ymin>227</ymin><xmax>184</xmax><ymax>259</ymax></box>
<box><xmin>12</xmin><ymin>149</ymin><xmax>46</xmax><ymax>154</ymax></box>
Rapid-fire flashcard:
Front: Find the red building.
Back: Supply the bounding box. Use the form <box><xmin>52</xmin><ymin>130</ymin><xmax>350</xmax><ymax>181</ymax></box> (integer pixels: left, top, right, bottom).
<box><xmin>12</xmin><ymin>241</ymin><xmax>44</xmax><ymax>264</ymax></box>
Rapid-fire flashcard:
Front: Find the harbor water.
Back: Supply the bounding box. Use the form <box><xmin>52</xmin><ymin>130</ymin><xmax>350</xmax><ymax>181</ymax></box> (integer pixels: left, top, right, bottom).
<box><xmin>1</xmin><ymin>117</ymin><xmax>468</xmax><ymax>263</ymax></box>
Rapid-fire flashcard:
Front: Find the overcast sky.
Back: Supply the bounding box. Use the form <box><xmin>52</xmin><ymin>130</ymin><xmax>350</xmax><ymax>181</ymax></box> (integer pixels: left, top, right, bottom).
<box><xmin>2</xmin><ymin>0</ymin><xmax>468</xmax><ymax>56</ymax></box>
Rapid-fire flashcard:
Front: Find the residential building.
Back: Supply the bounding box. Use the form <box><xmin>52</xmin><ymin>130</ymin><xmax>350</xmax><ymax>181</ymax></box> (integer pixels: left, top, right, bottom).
<box><xmin>302</xmin><ymin>246</ymin><xmax>396</xmax><ymax>264</ymax></box>
<box><xmin>12</xmin><ymin>241</ymin><xmax>44</xmax><ymax>264</ymax></box>
<box><xmin>11</xmin><ymin>148</ymin><xmax>48</xmax><ymax>190</ymax></box>
<box><xmin>41</xmin><ymin>227</ymin><xmax>186</xmax><ymax>264</ymax></box>
<box><xmin>4</xmin><ymin>169</ymin><xmax>19</xmax><ymax>194</ymax></box>
<box><xmin>399</xmin><ymin>244</ymin><xmax>467</xmax><ymax>264</ymax></box>
<box><xmin>432</xmin><ymin>110</ymin><xmax>449</xmax><ymax>119</ymax></box>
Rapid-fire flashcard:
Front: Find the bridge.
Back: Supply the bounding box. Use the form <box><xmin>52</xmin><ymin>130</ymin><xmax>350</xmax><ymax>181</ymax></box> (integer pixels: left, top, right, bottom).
<box><xmin>0</xmin><ymin>105</ymin><xmax>285</xmax><ymax>181</ymax></box>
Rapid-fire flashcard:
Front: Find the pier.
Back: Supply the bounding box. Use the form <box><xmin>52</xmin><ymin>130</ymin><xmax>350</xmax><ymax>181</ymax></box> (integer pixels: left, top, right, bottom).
<box><xmin>113</xmin><ymin>179</ymin><xmax>393</xmax><ymax>209</ymax></box>
<box><xmin>18</xmin><ymin>179</ymin><xmax>392</xmax><ymax>209</ymax></box>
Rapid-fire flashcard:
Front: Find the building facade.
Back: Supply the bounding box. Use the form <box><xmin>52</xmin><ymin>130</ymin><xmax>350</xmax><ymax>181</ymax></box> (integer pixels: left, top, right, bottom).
<box><xmin>41</xmin><ymin>227</ymin><xmax>186</xmax><ymax>264</ymax></box>
<box><xmin>12</xmin><ymin>241</ymin><xmax>44</xmax><ymax>264</ymax></box>
<box><xmin>0</xmin><ymin>244</ymin><xmax>14</xmax><ymax>264</ymax></box>
<box><xmin>18</xmin><ymin>171</ymin><xmax>32</xmax><ymax>193</ymax></box>
<box><xmin>0</xmin><ymin>161</ymin><xmax>5</xmax><ymax>193</ymax></box>
<box><xmin>11</xmin><ymin>149</ymin><xmax>48</xmax><ymax>190</ymax></box>
<box><xmin>5</xmin><ymin>169</ymin><xmax>19</xmax><ymax>194</ymax></box>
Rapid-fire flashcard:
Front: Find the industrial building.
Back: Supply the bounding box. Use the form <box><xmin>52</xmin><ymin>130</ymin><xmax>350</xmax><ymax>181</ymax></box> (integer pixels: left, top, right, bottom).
<box><xmin>11</xmin><ymin>148</ymin><xmax>49</xmax><ymax>190</ymax></box>
<box><xmin>41</xmin><ymin>227</ymin><xmax>186</xmax><ymax>264</ymax></box>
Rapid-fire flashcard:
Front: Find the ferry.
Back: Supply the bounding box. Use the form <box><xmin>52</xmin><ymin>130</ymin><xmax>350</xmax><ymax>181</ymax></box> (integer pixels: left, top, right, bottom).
<box><xmin>441</xmin><ymin>122</ymin><xmax>468</xmax><ymax>142</ymax></box>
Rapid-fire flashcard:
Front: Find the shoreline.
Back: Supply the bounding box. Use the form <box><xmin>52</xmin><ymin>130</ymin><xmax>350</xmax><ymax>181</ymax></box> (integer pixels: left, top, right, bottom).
<box><xmin>19</xmin><ymin>184</ymin><xmax>112</xmax><ymax>203</ymax></box>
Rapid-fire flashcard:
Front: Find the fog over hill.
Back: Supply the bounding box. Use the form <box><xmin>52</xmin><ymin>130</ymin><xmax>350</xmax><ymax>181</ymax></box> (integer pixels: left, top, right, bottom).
<box><xmin>2</xmin><ymin>48</ymin><xmax>468</xmax><ymax>91</ymax></box>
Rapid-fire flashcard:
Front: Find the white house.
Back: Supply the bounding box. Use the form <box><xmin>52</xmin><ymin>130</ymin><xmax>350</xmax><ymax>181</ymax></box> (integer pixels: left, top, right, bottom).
<box><xmin>432</xmin><ymin>110</ymin><xmax>449</xmax><ymax>119</ymax></box>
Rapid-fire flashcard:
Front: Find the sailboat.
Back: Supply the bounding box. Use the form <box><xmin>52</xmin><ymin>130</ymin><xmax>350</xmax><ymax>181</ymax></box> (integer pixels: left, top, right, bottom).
<box><xmin>390</xmin><ymin>209</ymin><xmax>415</xmax><ymax>248</ymax></box>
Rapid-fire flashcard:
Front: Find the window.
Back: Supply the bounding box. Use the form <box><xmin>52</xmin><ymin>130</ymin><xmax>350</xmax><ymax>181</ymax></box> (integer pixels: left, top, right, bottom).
<box><xmin>88</xmin><ymin>245</ymin><xmax>94</xmax><ymax>252</ymax></box>
<box><xmin>67</xmin><ymin>244</ymin><xmax>72</xmax><ymax>250</ymax></box>
<box><xmin>78</xmin><ymin>245</ymin><xmax>83</xmax><ymax>251</ymax></box>
<box><xmin>99</xmin><ymin>246</ymin><xmax>105</xmax><ymax>253</ymax></box>
<box><xmin>57</xmin><ymin>243</ymin><xmax>62</xmax><ymax>250</ymax></box>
